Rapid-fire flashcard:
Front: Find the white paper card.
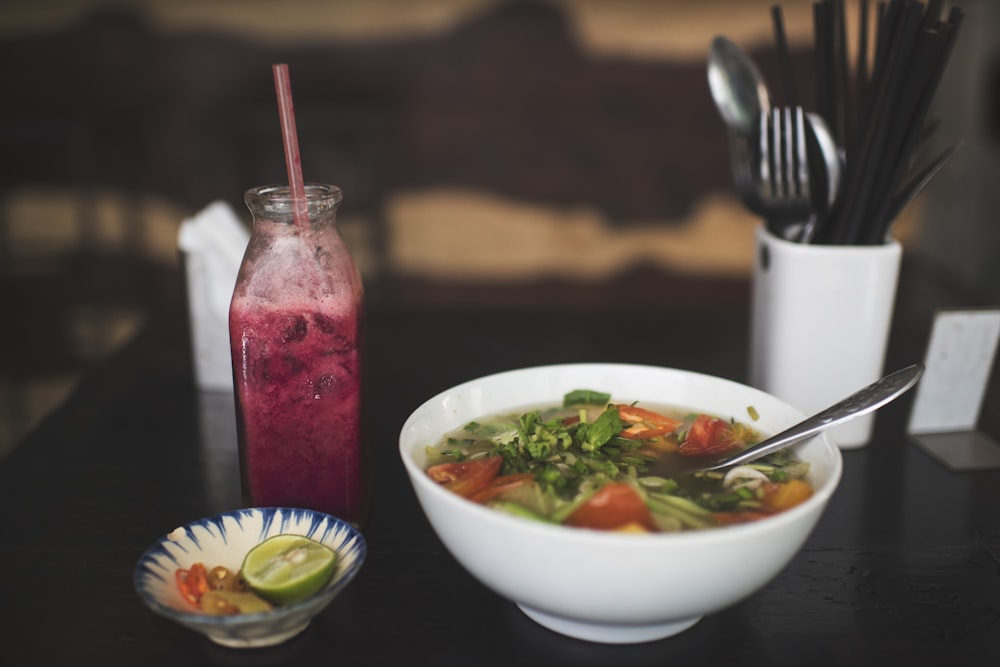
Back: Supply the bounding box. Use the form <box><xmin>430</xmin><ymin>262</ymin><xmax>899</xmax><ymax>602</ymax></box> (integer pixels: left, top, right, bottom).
<box><xmin>908</xmin><ymin>309</ymin><xmax>1000</xmax><ymax>434</ymax></box>
<box><xmin>178</xmin><ymin>201</ymin><xmax>250</xmax><ymax>391</ymax></box>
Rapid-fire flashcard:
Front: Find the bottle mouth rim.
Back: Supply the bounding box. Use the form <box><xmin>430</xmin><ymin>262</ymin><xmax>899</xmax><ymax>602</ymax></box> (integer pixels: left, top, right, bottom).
<box><xmin>245</xmin><ymin>183</ymin><xmax>343</xmax><ymax>205</ymax></box>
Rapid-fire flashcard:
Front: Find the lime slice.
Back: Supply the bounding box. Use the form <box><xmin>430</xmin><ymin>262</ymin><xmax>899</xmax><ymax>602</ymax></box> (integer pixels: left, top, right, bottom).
<box><xmin>240</xmin><ymin>535</ymin><xmax>337</xmax><ymax>605</ymax></box>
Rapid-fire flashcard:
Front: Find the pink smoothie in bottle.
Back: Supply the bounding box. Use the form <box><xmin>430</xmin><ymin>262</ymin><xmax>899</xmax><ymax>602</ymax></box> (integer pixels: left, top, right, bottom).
<box><xmin>230</xmin><ymin>184</ymin><xmax>367</xmax><ymax>525</ymax></box>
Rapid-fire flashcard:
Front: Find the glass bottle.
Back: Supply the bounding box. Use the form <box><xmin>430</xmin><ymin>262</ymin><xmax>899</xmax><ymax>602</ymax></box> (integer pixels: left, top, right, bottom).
<box><xmin>229</xmin><ymin>183</ymin><xmax>367</xmax><ymax>526</ymax></box>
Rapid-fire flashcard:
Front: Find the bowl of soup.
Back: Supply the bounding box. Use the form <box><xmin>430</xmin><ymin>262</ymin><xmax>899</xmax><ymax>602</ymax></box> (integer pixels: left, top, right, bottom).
<box><xmin>399</xmin><ymin>363</ymin><xmax>842</xmax><ymax>644</ymax></box>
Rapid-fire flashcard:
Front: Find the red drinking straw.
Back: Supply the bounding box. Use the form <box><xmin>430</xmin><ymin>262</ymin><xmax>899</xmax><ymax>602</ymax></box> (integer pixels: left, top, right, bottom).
<box><xmin>272</xmin><ymin>63</ymin><xmax>309</xmax><ymax>231</ymax></box>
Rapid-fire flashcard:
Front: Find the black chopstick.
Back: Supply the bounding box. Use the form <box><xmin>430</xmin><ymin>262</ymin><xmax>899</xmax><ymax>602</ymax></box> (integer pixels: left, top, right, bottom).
<box><xmin>854</xmin><ymin>0</ymin><xmax>870</xmax><ymax>140</ymax></box>
<box><xmin>813</xmin><ymin>1</ymin><xmax>837</xmax><ymax>137</ymax></box>
<box><xmin>864</xmin><ymin>7</ymin><xmax>964</xmax><ymax>243</ymax></box>
<box><xmin>834</xmin><ymin>0</ymin><xmax>852</xmax><ymax>145</ymax></box>
<box><xmin>832</xmin><ymin>1</ymin><xmax>924</xmax><ymax>244</ymax></box>
<box><xmin>771</xmin><ymin>4</ymin><xmax>798</xmax><ymax>107</ymax></box>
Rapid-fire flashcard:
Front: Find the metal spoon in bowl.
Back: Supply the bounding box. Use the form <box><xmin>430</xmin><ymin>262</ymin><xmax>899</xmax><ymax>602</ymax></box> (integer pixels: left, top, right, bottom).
<box><xmin>690</xmin><ymin>363</ymin><xmax>924</xmax><ymax>473</ymax></box>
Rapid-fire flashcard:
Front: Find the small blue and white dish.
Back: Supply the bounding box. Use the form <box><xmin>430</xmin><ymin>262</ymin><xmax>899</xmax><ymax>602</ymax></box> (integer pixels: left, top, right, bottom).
<box><xmin>134</xmin><ymin>507</ymin><xmax>366</xmax><ymax>648</ymax></box>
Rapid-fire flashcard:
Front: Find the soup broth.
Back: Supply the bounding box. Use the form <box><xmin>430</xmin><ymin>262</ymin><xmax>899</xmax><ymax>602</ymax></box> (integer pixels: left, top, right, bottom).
<box><xmin>423</xmin><ymin>390</ymin><xmax>813</xmax><ymax>533</ymax></box>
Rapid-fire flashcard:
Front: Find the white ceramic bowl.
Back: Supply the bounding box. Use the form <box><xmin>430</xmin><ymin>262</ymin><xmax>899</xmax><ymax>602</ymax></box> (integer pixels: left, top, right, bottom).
<box><xmin>134</xmin><ymin>507</ymin><xmax>366</xmax><ymax>648</ymax></box>
<box><xmin>399</xmin><ymin>363</ymin><xmax>842</xmax><ymax>644</ymax></box>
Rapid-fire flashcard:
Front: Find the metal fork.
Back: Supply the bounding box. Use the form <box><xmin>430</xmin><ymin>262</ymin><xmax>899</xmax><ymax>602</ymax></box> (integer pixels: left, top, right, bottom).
<box><xmin>757</xmin><ymin>106</ymin><xmax>812</xmax><ymax>236</ymax></box>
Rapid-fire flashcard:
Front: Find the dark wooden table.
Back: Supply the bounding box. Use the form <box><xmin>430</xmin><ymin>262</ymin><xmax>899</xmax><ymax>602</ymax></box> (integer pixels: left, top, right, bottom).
<box><xmin>2</xmin><ymin>261</ymin><xmax>999</xmax><ymax>666</ymax></box>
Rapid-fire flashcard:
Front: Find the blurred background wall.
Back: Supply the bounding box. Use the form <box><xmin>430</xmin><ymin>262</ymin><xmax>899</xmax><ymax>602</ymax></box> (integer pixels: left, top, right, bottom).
<box><xmin>0</xmin><ymin>0</ymin><xmax>996</xmax><ymax>456</ymax></box>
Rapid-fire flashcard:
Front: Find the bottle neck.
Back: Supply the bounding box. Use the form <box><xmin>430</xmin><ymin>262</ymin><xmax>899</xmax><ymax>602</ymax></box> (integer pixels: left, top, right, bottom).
<box><xmin>244</xmin><ymin>184</ymin><xmax>343</xmax><ymax>231</ymax></box>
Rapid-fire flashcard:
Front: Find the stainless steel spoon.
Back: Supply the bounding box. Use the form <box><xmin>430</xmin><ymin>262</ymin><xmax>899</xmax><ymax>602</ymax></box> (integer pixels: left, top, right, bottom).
<box><xmin>707</xmin><ymin>35</ymin><xmax>771</xmax><ymax>136</ymax></box>
<box><xmin>692</xmin><ymin>363</ymin><xmax>924</xmax><ymax>473</ymax></box>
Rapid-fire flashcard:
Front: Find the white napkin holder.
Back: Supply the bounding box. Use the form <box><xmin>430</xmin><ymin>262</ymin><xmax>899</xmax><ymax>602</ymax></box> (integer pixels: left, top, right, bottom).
<box><xmin>908</xmin><ymin>308</ymin><xmax>1000</xmax><ymax>470</ymax></box>
<box><xmin>177</xmin><ymin>201</ymin><xmax>250</xmax><ymax>392</ymax></box>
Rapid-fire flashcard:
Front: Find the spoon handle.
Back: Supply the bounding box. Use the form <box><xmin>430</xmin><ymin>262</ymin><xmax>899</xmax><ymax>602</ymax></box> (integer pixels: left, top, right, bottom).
<box><xmin>703</xmin><ymin>363</ymin><xmax>924</xmax><ymax>471</ymax></box>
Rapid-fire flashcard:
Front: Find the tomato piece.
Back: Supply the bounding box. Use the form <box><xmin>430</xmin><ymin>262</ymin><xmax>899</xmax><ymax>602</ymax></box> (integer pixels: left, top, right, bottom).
<box><xmin>469</xmin><ymin>472</ymin><xmax>535</xmax><ymax>504</ymax></box>
<box><xmin>426</xmin><ymin>456</ymin><xmax>503</xmax><ymax>498</ymax></box>
<box><xmin>678</xmin><ymin>414</ymin><xmax>742</xmax><ymax>456</ymax></box>
<box><xmin>565</xmin><ymin>483</ymin><xmax>656</xmax><ymax>532</ymax></box>
<box><xmin>760</xmin><ymin>480</ymin><xmax>813</xmax><ymax>513</ymax></box>
<box><xmin>617</xmin><ymin>405</ymin><xmax>682</xmax><ymax>440</ymax></box>
<box><xmin>175</xmin><ymin>562</ymin><xmax>210</xmax><ymax>607</ymax></box>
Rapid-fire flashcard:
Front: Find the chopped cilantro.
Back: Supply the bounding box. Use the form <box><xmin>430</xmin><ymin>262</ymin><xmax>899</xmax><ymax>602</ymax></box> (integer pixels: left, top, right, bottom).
<box><xmin>563</xmin><ymin>389</ymin><xmax>611</xmax><ymax>407</ymax></box>
<box><xmin>576</xmin><ymin>406</ymin><xmax>621</xmax><ymax>452</ymax></box>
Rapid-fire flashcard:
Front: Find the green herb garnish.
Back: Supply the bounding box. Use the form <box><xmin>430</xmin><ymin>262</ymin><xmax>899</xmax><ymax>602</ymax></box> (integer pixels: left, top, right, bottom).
<box><xmin>563</xmin><ymin>389</ymin><xmax>611</xmax><ymax>407</ymax></box>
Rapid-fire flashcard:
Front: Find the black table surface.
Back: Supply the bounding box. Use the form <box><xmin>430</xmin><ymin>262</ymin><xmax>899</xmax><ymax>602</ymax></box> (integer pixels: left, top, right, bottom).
<box><xmin>2</xmin><ymin>263</ymin><xmax>999</xmax><ymax>666</ymax></box>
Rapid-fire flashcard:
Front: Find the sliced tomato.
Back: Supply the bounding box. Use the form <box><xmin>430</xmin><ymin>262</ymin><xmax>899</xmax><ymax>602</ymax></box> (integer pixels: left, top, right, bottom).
<box><xmin>469</xmin><ymin>472</ymin><xmax>535</xmax><ymax>504</ymax></box>
<box><xmin>678</xmin><ymin>414</ymin><xmax>742</xmax><ymax>456</ymax></box>
<box><xmin>617</xmin><ymin>405</ymin><xmax>682</xmax><ymax>440</ymax></box>
<box><xmin>565</xmin><ymin>483</ymin><xmax>656</xmax><ymax>532</ymax></box>
<box><xmin>426</xmin><ymin>456</ymin><xmax>503</xmax><ymax>498</ymax></box>
<box><xmin>175</xmin><ymin>562</ymin><xmax>210</xmax><ymax>607</ymax></box>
